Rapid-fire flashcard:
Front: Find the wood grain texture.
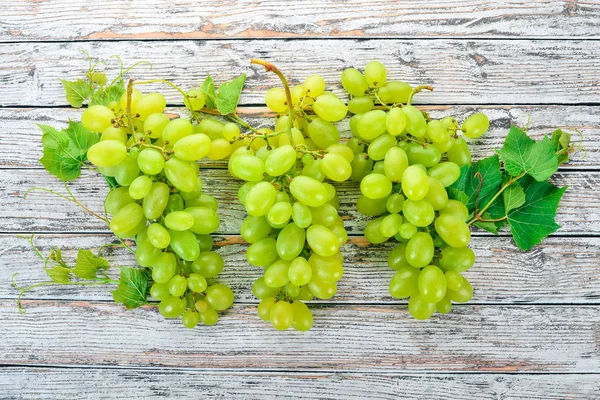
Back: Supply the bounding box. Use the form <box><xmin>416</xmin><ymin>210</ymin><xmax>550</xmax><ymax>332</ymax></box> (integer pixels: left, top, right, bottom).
<box><xmin>1</xmin><ymin>169</ymin><xmax>597</xmax><ymax>235</ymax></box>
<box><xmin>1</xmin><ymin>105</ymin><xmax>597</xmax><ymax>169</ymax></box>
<box><xmin>1</xmin><ymin>1</ymin><xmax>599</xmax><ymax>41</ymax></box>
<box><xmin>1</xmin><ymin>40</ymin><xmax>599</xmax><ymax>106</ymax></box>
<box><xmin>3</xmin><ymin>234</ymin><xmax>599</xmax><ymax>304</ymax></box>
<box><xmin>1</xmin><ymin>300</ymin><xmax>598</xmax><ymax>372</ymax></box>
<box><xmin>1</xmin><ymin>368</ymin><xmax>599</xmax><ymax>400</ymax></box>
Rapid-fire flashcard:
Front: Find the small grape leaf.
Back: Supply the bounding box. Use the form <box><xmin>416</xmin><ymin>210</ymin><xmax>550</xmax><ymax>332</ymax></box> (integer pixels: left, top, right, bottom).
<box><xmin>551</xmin><ymin>129</ymin><xmax>572</xmax><ymax>165</ymax></box>
<box><xmin>73</xmin><ymin>249</ymin><xmax>110</xmax><ymax>280</ymax></box>
<box><xmin>496</xmin><ymin>125</ymin><xmax>558</xmax><ymax>182</ymax></box>
<box><xmin>45</xmin><ymin>265</ymin><xmax>71</xmax><ymax>284</ymax></box>
<box><xmin>507</xmin><ymin>176</ymin><xmax>567</xmax><ymax>251</ymax></box>
<box><xmin>38</xmin><ymin>121</ymin><xmax>99</xmax><ymax>181</ymax></box>
<box><xmin>503</xmin><ymin>180</ymin><xmax>526</xmax><ymax>214</ymax></box>
<box><xmin>201</xmin><ymin>74</ymin><xmax>216</xmax><ymax>109</ymax></box>
<box><xmin>447</xmin><ymin>155</ymin><xmax>503</xmax><ymax>214</ymax></box>
<box><xmin>60</xmin><ymin>79</ymin><xmax>93</xmax><ymax>108</ymax></box>
<box><xmin>112</xmin><ymin>267</ymin><xmax>149</xmax><ymax>309</ymax></box>
<box><xmin>85</xmin><ymin>71</ymin><xmax>108</xmax><ymax>86</ymax></box>
<box><xmin>90</xmin><ymin>80</ymin><xmax>125</xmax><ymax>107</ymax></box>
<box><xmin>216</xmin><ymin>74</ymin><xmax>246</xmax><ymax>115</ymax></box>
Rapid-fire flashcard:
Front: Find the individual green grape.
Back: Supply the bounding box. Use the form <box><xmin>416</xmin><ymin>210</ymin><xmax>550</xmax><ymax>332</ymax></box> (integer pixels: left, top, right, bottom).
<box><xmin>348</xmin><ymin>96</ymin><xmax>374</xmax><ymax>114</ymax></box>
<box><xmin>364</xmin><ymin>217</ymin><xmax>389</xmax><ymax>244</ymax></box>
<box><xmin>104</xmin><ymin>187</ymin><xmax>135</xmax><ymax>215</ymax></box>
<box><xmin>405</xmin><ymin>232</ymin><xmax>434</xmax><ymax>268</ymax></box>
<box><xmin>291</xmin><ymin>301</ymin><xmax>313</xmax><ymax>331</ymax></box>
<box><xmin>356</xmin><ymin>194</ymin><xmax>388</xmax><ymax>216</ymax></box>
<box><xmin>252</xmin><ymin>277</ymin><xmax>281</xmax><ymax>299</ymax></box>
<box><xmin>426</xmin><ymin>120</ymin><xmax>450</xmax><ymax>143</ymax></box>
<box><xmin>109</xmin><ymin>203</ymin><xmax>144</xmax><ymax>237</ymax></box>
<box><xmin>446</xmin><ymin>277</ymin><xmax>473</xmax><ymax>303</ymax></box>
<box><xmin>386</xmin><ymin>107</ymin><xmax>407</xmax><ymax>136</ymax></box>
<box><xmin>397</xmin><ymin>222</ymin><xmax>417</xmax><ymax>240</ymax></box>
<box><xmin>152</xmin><ymin>252</ymin><xmax>177</xmax><ymax>284</ymax></box>
<box><xmin>241</xmin><ymin>215</ymin><xmax>273</xmax><ymax>243</ymax></box>
<box><xmin>181</xmin><ymin>309</ymin><xmax>201</xmax><ymax>329</ymax></box>
<box><xmin>143</xmin><ymin>182</ymin><xmax>170</xmax><ymax>219</ymax></box>
<box><xmin>247</xmin><ymin>238</ymin><xmax>278</xmax><ymax>267</ymax></box>
<box><xmin>462</xmin><ymin>113</ymin><xmax>490</xmax><ymax>139</ymax></box>
<box><xmin>164</xmin><ymin>157</ymin><xmax>198</xmax><ymax>192</ymax></box>
<box><xmin>307</xmin><ymin>277</ymin><xmax>337</xmax><ymax>300</ymax></box>
<box><xmin>230</xmin><ymin>154</ymin><xmax>265</xmax><ymax>182</ymax></box>
<box><xmin>389</xmin><ymin>266</ymin><xmax>420</xmax><ymax>298</ymax></box>
<box><xmin>386</xmin><ymin>193</ymin><xmax>405</xmax><ymax>214</ymax></box>
<box><xmin>265</xmin><ymin>145</ymin><xmax>296</xmax><ymax>177</ymax></box>
<box><xmin>350</xmin><ymin>152</ymin><xmax>373</xmax><ymax>182</ymax></box>
<box><xmin>427</xmin><ymin>162</ymin><xmax>461</xmax><ymax>187</ymax></box>
<box><xmin>383</xmin><ymin>146</ymin><xmax>408</xmax><ymax>182</ymax></box>
<box><xmin>87</xmin><ymin>140</ymin><xmax>127</xmax><ymax>168</ymax></box>
<box><xmin>267</xmin><ymin>202</ymin><xmax>293</xmax><ymax>227</ymax></box>
<box><xmin>341</xmin><ymin>68</ymin><xmax>368</xmax><ymax>96</ymax></box>
<box><xmin>128</xmin><ymin>175</ymin><xmax>153</xmax><ymax>200</ymax></box>
<box><xmin>162</xmin><ymin>118</ymin><xmax>193</xmax><ymax>146</ymax></box>
<box><xmin>173</xmin><ymin>133</ymin><xmax>212</xmax><ymax>161</ymax></box>
<box><xmin>119</xmin><ymin>88</ymin><xmax>142</xmax><ymax>111</ymax></box>
<box><xmin>445</xmin><ymin>270</ymin><xmax>464</xmax><ymax>291</ymax></box>
<box><xmin>264</xmin><ymin>259</ymin><xmax>291</xmax><ymax>288</ymax></box>
<box><xmin>436</xmin><ymin>297</ymin><xmax>452</xmax><ymax>314</ymax></box>
<box><xmin>169</xmin><ymin>229</ymin><xmax>200</xmax><ymax>261</ymax></box>
<box><xmin>199</xmin><ymin>307</ymin><xmax>219</xmax><ymax>326</ymax></box>
<box><xmin>270</xmin><ymin>300</ymin><xmax>294</xmax><ymax>330</ymax></box>
<box><xmin>356</xmin><ymin>110</ymin><xmax>387</xmax><ymax>141</ymax></box>
<box><xmin>135</xmin><ymin>228</ymin><xmax>162</xmax><ymax>267</ymax></box>
<box><xmin>135</xmin><ymin>93</ymin><xmax>167</xmax><ymax>120</ymax></box>
<box><xmin>408</xmin><ymin>293</ymin><xmax>437</xmax><ymax>320</ymax></box>
<box><xmin>368</xmin><ymin>134</ymin><xmax>396</xmax><ymax>161</ymax></box>
<box><xmin>277</xmin><ymin>223</ymin><xmax>306</xmax><ymax>261</ymax></box>
<box><xmin>424</xmin><ymin>177</ymin><xmax>449</xmax><ymax>210</ymax></box>
<box><xmin>304</xmin><ymin>74</ymin><xmax>325</xmax><ymax>97</ymax></box>
<box><xmin>405</xmin><ymin>142</ymin><xmax>442</xmax><ymax>168</ymax></box>
<box><xmin>434</xmin><ymin>214</ymin><xmax>471</xmax><ymax>248</ymax></box>
<box><xmin>205</xmin><ymin>284</ymin><xmax>234</xmax><ymax>311</ymax></box>
<box><xmin>114</xmin><ymin>154</ymin><xmax>140</xmax><ymax>186</ymax></box>
<box><xmin>309</xmin><ymin>253</ymin><xmax>343</xmax><ymax>283</ymax></box>
<box><xmin>194</xmin><ymin>300</ymin><xmax>209</xmax><ymax>313</ymax></box>
<box><xmin>191</xmin><ymin>251</ymin><xmax>224</xmax><ymax>278</ymax></box>
<box><xmin>364</xmin><ymin>60</ymin><xmax>387</xmax><ymax>87</ymax></box>
<box><xmin>137</xmin><ymin>148</ymin><xmax>165</xmax><ymax>175</ymax></box>
<box><xmin>168</xmin><ymin>275</ymin><xmax>188</xmax><ymax>297</ymax></box>
<box><xmin>144</xmin><ymin>113</ymin><xmax>170</xmax><ymax>139</ymax></box>
<box><xmin>307</xmin><ymin>118</ymin><xmax>340</xmax><ymax>150</ymax></box>
<box><xmin>81</xmin><ymin>105</ymin><xmax>115</xmax><ymax>132</ymax></box>
<box><xmin>377</xmin><ymin>81</ymin><xmax>412</xmax><ymax>104</ymax></box>
<box><xmin>309</xmin><ymin>204</ymin><xmax>338</xmax><ymax>227</ymax></box>
<box><xmin>184</xmin><ymin>88</ymin><xmax>206</xmax><ymax>111</ymax></box>
<box><xmin>288</xmin><ymin>256</ymin><xmax>312</xmax><ymax>286</ymax></box>
<box><xmin>185</xmin><ymin>193</ymin><xmax>218</xmax><ymax>210</ymax></box>
<box><xmin>380</xmin><ymin>213</ymin><xmax>402</xmax><ymax>238</ymax></box>
<box><xmin>306</xmin><ymin>224</ymin><xmax>339</xmax><ymax>257</ymax></box>
<box><xmin>439</xmin><ymin>247</ymin><xmax>476</xmax><ymax>272</ymax></box>
<box><xmin>387</xmin><ymin>242</ymin><xmax>411</xmax><ymax>270</ymax></box>
<box><xmin>278</xmin><ymin>127</ymin><xmax>306</xmax><ymax>147</ymax></box>
<box><xmin>147</xmin><ymin>222</ymin><xmax>171</xmax><ymax>249</ymax></box>
<box><xmin>300</xmin><ymin>158</ymin><xmax>325</xmax><ymax>182</ymax></box>
<box><xmin>164</xmin><ymin>211</ymin><xmax>194</xmax><ymax>231</ymax></box>
<box><xmin>195</xmin><ymin>234</ymin><xmax>214</xmax><ymax>252</ymax></box>
<box><xmin>221</xmin><ymin>122</ymin><xmax>241</xmax><ymax>142</ymax></box>
<box><xmin>447</xmin><ymin>137</ymin><xmax>472</xmax><ymax>167</ymax></box>
<box><xmin>313</xmin><ymin>94</ymin><xmax>347</xmax><ymax>122</ymax></box>
<box><xmin>401</xmin><ymin>165</ymin><xmax>429</xmax><ymax>201</ymax></box>
<box><xmin>291</xmin><ymin>84</ymin><xmax>307</xmax><ymax>105</ymax></box>
<box><xmin>179</xmin><ymin>177</ymin><xmax>202</xmax><ymax>201</ymax></box>
<box><xmin>265</xmin><ymin>87</ymin><xmax>288</xmax><ymax>113</ymax></box>
<box><xmin>159</xmin><ymin>295</ymin><xmax>186</xmax><ymax>319</ymax></box>
<box><xmin>439</xmin><ymin>200</ymin><xmax>469</xmax><ymax>221</ymax></box>
<box><xmin>360</xmin><ymin>173</ymin><xmax>392</xmax><ymax>199</ymax></box>
<box><xmin>292</xmin><ymin>202</ymin><xmax>313</xmax><ymax>228</ymax></box>
<box><xmin>101</xmin><ymin>126</ymin><xmax>127</xmax><ymax>143</ymax></box>
<box><xmin>401</xmin><ymin>105</ymin><xmax>427</xmax><ymax>138</ymax></box>
<box><xmin>320</xmin><ymin>153</ymin><xmax>352</xmax><ymax>182</ymax></box>
<box><xmin>258</xmin><ymin>297</ymin><xmax>277</xmax><ymax>321</ymax></box>
<box><xmin>150</xmin><ymin>282</ymin><xmax>170</xmax><ymax>300</ymax></box>
<box><xmin>197</xmin><ymin>118</ymin><xmax>224</xmax><ymax>141</ymax></box>
<box><xmin>372</xmin><ymin>160</ymin><xmax>386</xmax><ymax>175</ymax></box>
<box><xmin>245</xmin><ymin>182</ymin><xmax>277</xmax><ymax>217</ymax></box>
<box><xmin>418</xmin><ymin>265</ymin><xmax>447</xmax><ymax>303</ymax></box>
<box><xmin>185</xmin><ymin>207</ymin><xmax>220</xmax><ymax>234</ymax></box>
<box><xmin>289</xmin><ymin>176</ymin><xmax>328</xmax><ymax>208</ymax></box>
<box><xmin>330</xmin><ymin>220</ymin><xmax>348</xmax><ymax>247</ymax></box>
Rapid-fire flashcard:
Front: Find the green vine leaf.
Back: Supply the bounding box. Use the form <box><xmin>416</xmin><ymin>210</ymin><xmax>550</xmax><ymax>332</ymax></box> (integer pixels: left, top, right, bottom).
<box><xmin>201</xmin><ymin>74</ymin><xmax>216</xmax><ymax>109</ymax></box>
<box><xmin>60</xmin><ymin>79</ymin><xmax>93</xmax><ymax>108</ymax></box>
<box><xmin>503</xmin><ymin>180</ymin><xmax>526</xmax><ymax>214</ymax></box>
<box><xmin>507</xmin><ymin>176</ymin><xmax>567</xmax><ymax>251</ymax></box>
<box><xmin>90</xmin><ymin>79</ymin><xmax>125</xmax><ymax>106</ymax></box>
<box><xmin>448</xmin><ymin>155</ymin><xmax>503</xmax><ymax>215</ymax></box>
<box><xmin>216</xmin><ymin>74</ymin><xmax>246</xmax><ymax>115</ymax></box>
<box><xmin>45</xmin><ymin>265</ymin><xmax>71</xmax><ymax>284</ymax></box>
<box><xmin>496</xmin><ymin>125</ymin><xmax>558</xmax><ymax>182</ymax></box>
<box><xmin>38</xmin><ymin>121</ymin><xmax>99</xmax><ymax>181</ymax></box>
<box><xmin>551</xmin><ymin>129</ymin><xmax>572</xmax><ymax>165</ymax></box>
<box><xmin>112</xmin><ymin>267</ymin><xmax>150</xmax><ymax>309</ymax></box>
<box><xmin>73</xmin><ymin>249</ymin><xmax>110</xmax><ymax>280</ymax></box>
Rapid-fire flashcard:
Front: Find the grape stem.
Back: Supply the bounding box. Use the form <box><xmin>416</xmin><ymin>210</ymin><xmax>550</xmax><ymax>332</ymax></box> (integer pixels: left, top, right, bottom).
<box><xmin>407</xmin><ymin>85</ymin><xmax>434</xmax><ymax>106</ymax></box>
<box><xmin>468</xmin><ymin>171</ymin><xmax>526</xmax><ymax>226</ymax></box>
<box><xmin>250</xmin><ymin>58</ymin><xmax>295</xmax><ymax>146</ymax></box>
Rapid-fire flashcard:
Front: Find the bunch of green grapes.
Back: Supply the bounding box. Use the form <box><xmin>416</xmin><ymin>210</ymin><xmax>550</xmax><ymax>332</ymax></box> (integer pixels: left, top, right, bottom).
<box><xmin>216</xmin><ymin>73</ymin><xmax>351</xmax><ymax>331</ymax></box>
<box><xmin>83</xmin><ymin>88</ymin><xmax>235</xmax><ymax>328</ymax></box>
<box><xmin>341</xmin><ymin>61</ymin><xmax>490</xmax><ymax>320</ymax></box>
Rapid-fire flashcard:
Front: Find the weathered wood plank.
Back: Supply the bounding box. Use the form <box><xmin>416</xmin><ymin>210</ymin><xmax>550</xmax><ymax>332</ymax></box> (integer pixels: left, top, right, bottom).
<box><xmin>1</xmin><ymin>105</ymin><xmax>597</xmax><ymax>169</ymax></box>
<box><xmin>1</xmin><ymin>40</ymin><xmax>599</xmax><ymax>106</ymax></box>
<box><xmin>1</xmin><ymin>368</ymin><xmax>598</xmax><ymax>400</ymax></box>
<box><xmin>1</xmin><ymin>169</ymin><xmax>597</xmax><ymax>235</ymax></box>
<box><xmin>0</xmin><ymin>301</ymin><xmax>598</xmax><ymax>371</ymax></box>
<box><xmin>3</xmin><ymin>235</ymin><xmax>600</xmax><ymax>304</ymax></box>
<box><xmin>1</xmin><ymin>0</ymin><xmax>599</xmax><ymax>41</ymax></box>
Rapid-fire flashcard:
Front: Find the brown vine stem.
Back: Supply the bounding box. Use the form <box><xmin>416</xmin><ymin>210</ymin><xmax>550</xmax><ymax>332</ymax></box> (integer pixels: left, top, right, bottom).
<box><xmin>250</xmin><ymin>58</ymin><xmax>295</xmax><ymax>146</ymax></box>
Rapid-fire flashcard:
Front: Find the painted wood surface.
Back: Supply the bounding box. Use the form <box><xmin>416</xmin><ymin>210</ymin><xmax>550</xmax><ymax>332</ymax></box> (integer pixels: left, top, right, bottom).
<box><xmin>1</xmin><ymin>0</ymin><xmax>599</xmax><ymax>41</ymax></box>
<box><xmin>0</xmin><ymin>40</ymin><xmax>599</xmax><ymax>107</ymax></box>
<box><xmin>1</xmin><ymin>368</ymin><xmax>599</xmax><ymax>399</ymax></box>
<box><xmin>3</xmin><ymin>234</ymin><xmax>600</xmax><ymax>304</ymax></box>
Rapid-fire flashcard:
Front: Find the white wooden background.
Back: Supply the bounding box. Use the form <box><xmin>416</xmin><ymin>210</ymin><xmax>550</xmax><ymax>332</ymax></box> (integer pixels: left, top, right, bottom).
<box><xmin>1</xmin><ymin>1</ymin><xmax>599</xmax><ymax>398</ymax></box>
